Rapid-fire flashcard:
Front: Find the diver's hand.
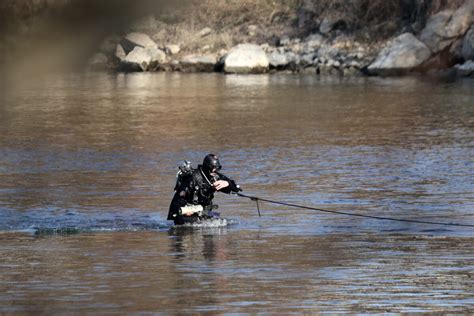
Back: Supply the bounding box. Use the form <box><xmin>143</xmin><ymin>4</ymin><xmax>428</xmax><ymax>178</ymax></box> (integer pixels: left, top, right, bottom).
<box><xmin>213</xmin><ymin>180</ymin><xmax>229</xmax><ymax>191</ymax></box>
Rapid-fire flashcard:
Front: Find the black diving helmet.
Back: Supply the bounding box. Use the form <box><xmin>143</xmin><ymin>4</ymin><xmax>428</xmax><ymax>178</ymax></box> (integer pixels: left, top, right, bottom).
<box><xmin>202</xmin><ymin>154</ymin><xmax>222</xmax><ymax>174</ymax></box>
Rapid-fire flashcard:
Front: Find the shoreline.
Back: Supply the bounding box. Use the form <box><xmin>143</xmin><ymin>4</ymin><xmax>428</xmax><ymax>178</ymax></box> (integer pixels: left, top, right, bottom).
<box><xmin>2</xmin><ymin>1</ymin><xmax>473</xmax><ymax>79</ymax></box>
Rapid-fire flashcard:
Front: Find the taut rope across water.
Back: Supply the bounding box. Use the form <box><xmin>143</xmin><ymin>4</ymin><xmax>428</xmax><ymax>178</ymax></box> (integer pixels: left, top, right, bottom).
<box><xmin>236</xmin><ymin>193</ymin><xmax>474</xmax><ymax>228</ymax></box>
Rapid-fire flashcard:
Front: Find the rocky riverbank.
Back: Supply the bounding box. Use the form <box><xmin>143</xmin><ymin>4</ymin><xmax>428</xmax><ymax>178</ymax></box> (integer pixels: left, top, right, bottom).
<box><xmin>88</xmin><ymin>0</ymin><xmax>474</xmax><ymax>78</ymax></box>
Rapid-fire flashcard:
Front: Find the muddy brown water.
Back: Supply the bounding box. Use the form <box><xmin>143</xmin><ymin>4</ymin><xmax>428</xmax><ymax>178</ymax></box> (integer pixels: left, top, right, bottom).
<box><xmin>0</xmin><ymin>73</ymin><xmax>473</xmax><ymax>313</ymax></box>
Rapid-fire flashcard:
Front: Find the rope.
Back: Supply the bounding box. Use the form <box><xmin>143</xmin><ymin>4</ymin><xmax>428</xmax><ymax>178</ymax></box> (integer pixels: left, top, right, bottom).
<box><xmin>236</xmin><ymin>193</ymin><xmax>474</xmax><ymax>228</ymax></box>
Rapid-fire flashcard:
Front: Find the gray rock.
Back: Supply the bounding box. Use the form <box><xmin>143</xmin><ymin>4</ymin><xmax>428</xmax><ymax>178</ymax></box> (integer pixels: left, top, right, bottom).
<box><xmin>285</xmin><ymin>51</ymin><xmax>300</xmax><ymax>64</ymax></box>
<box><xmin>268</xmin><ymin>51</ymin><xmax>288</xmax><ymax>68</ymax></box>
<box><xmin>368</xmin><ymin>33</ymin><xmax>432</xmax><ymax>75</ymax></box>
<box><xmin>115</xmin><ymin>44</ymin><xmax>126</xmax><ymax>61</ymax></box>
<box><xmin>411</xmin><ymin>21</ymin><xmax>423</xmax><ymax>33</ymax></box>
<box><xmin>180</xmin><ymin>54</ymin><xmax>217</xmax><ymax>72</ymax></box>
<box><xmin>291</xmin><ymin>43</ymin><xmax>304</xmax><ymax>54</ymax></box>
<box><xmin>306</xmin><ymin>33</ymin><xmax>324</xmax><ymax>44</ymax></box>
<box><xmin>304</xmin><ymin>34</ymin><xmax>324</xmax><ymax>52</ymax></box>
<box><xmin>198</xmin><ymin>27</ymin><xmax>212</xmax><ymax>37</ymax></box>
<box><xmin>320</xmin><ymin>17</ymin><xmax>335</xmax><ymax>34</ymax></box>
<box><xmin>121</xmin><ymin>32</ymin><xmax>158</xmax><ymax>54</ymax></box>
<box><xmin>349</xmin><ymin>60</ymin><xmax>361</xmax><ymax>68</ymax></box>
<box><xmin>164</xmin><ymin>44</ymin><xmax>180</xmax><ymax>55</ymax></box>
<box><xmin>462</xmin><ymin>26</ymin><xmax>474</xmax><ymax>60</ymax></box>
<box><xmin>247</xmin><ymin>25</ymin><xmax>258</xmax><ymax>36</ymax></box>
<box><xmin>280</xmin><ymin>36</ymin><xmax>291</xmax><ymax>46</ymax></box>
<box><xmin>320</xmin><ymin>17</ymin><xmax>346</xmax><ymax>35</ymax></box>
<box><xmin>120</xmin><ymin>47</ymin><xmax>149</xmax><ymax>71</ymax></box>
<box><xmin>120</xmin><ymin>46</ymin><xmax>166</xmax><ymax>72</ymax></box>
<box><xmin>419</xmin><ymin>1</ymin><xmax>474</xmax><ymax>53</ymax></box>
<box><xmin>224</xmin><ymin>44</ymin><xmax>269</xmax><ymax>73</ymax></box>
<box><xmin>455</xmin><ymin>60</ymin><xmax>474</xmax><ymax>77</ymax></box>
<box><xmin>147</xmin><ymin>46</ymin><xmax>167</xmax><ymax>63</ymax></box>
<box><xmin>446</xmin><ymin>2</ymin><xmax>473</xmax><ymax>36</ymax></box>
<box><xmin>317</xmin><ymin>45</ymin><xmax>341</xmax><ymax>60</ymax></box>
<box><xmin>419</xmin><ymin>11</ymin><xmax>453</xmax><ymax>52</ymax></box>
<box><xmin>300</xmin><ymin>53</ymin><xmax>316</xmax><ymax>66</ymax></box>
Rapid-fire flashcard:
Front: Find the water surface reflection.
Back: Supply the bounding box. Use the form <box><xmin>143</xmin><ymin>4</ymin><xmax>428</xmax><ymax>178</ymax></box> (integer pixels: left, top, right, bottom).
<box><xmin>0</xmin><ymin>73</ymin><xmax>473</xmax><ymax>312</ymax></box>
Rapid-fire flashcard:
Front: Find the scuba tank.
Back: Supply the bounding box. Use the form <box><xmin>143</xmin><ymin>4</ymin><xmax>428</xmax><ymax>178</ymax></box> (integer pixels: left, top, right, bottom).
<box><xmin>174</xmin><ymin>160</ymin><xmax>193</xmax><ymax>192</ymax></box>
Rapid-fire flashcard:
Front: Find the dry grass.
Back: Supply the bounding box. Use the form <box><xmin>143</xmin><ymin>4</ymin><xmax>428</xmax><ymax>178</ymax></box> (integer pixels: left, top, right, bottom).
<box><xmin>2</xmin><ymin>0</ymin><xmax>468</xmax><ymax>54</ymax></box>
<box><xmin>147</xmin><ymin>0</ymin><xmax>468</xmax><ymax>50</ymax></box>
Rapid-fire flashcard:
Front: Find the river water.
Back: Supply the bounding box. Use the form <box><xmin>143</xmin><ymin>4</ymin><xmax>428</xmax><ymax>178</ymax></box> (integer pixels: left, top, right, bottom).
<box><xmin>0</xmin><ymin>73</ymin><xmax>473</xmax><ymax>313</ymax></box>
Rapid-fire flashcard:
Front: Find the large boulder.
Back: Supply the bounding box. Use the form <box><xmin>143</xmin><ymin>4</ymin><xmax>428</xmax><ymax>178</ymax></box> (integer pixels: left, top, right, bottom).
<box><xmin>121</xmin><ymin>32</ymin><xmax>158</xmax><ymax>54</ymax></box>
<box><xmin>180</xmin><ymin>54</ymin><xmax>217</xmax><ymax>72</ymax></box>
<box><xmin>223</xmin><ymin>44</ymin><xmax>269</xmax><ymax>73</ymax></box>
<box><xmin>368</xmin><ymin>33</ymin><xmax>432</xmax><ymax>75</ymax></box>
<box><xmin>462</xmin><ymin>26</ymin><xmax>474</xmax><ymax>60</ymax></box>
<box><xmin>419</xmin><ymin>1</ymin><xmax>474</xmax><ymax>53</ymax></box>
<box><xmin>119</xmin><ymin>46</ymin><xmax>166</xmax><ymax>72</ymax></box>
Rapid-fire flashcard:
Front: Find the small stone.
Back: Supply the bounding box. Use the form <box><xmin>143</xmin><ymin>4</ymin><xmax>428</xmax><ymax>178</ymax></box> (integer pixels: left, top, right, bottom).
<box><xmin>248</xmin><ymin>25</ymin><xmax>258</xmax><ymax>36</ymax></box>
<box><xmin>198</xmin><ymin>27</ymin><xmax>212</xmax><ymax>37</ymax></box>
<box><xmin>164</xmin><ymin>44</ymin><xmax>180</xmax><ymax>55</ymax></box>
<box><xmin>455</xmin><ymin>60</ymin><xmax>474</xmax><ymax>77</ymax></box>
<box><xmin>280</xmin><ymin>36</ymin><xmax>291</xmax><ymax>46</ymax></box>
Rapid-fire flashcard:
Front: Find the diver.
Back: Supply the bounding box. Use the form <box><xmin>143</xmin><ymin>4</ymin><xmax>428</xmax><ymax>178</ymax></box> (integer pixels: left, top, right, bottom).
<box><xmin>167</xmin><ymin>154</ymin><xmax>241</xmax><ymax>225</ymax></box>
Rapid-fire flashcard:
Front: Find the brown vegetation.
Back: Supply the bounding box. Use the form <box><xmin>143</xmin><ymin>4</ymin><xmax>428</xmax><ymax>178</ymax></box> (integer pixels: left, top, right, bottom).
<box><xmin>0</xmin><ymin>0</ymin><xmax>468</xmax><ymax>72</ymax></box>
<box><xmin>2</xmin><ymin>0</ymin><xmax>466</xmax><ymax>40</ymax></box>
<box><xmin>130</xmin><ymin>0</ymin><xmax>467</xmax><ymax>52</ymax></box>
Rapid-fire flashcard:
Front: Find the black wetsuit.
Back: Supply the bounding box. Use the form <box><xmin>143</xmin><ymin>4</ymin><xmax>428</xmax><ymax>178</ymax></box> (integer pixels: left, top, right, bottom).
<box><xmin>168</xmin><ymin>165</ymin><xmax>240</xmax><ymax>225</ymax></box>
